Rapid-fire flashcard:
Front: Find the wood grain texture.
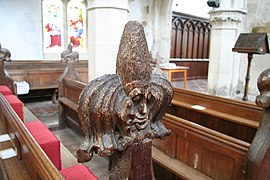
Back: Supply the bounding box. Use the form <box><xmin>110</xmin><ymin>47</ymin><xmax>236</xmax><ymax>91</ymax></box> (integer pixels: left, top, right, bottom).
<box><xmin>153</xmin><ymin>113</ymin><xmax>249</xmax><ymax>180</ymax></box>
<box><xmin>170</xmin><ymin>60</ymin><xmax>209</xmax><ymax>80</ymax></box>
<box><xmin>58</xmin><ymin>78</ymin><xmax>263</xmax><ymax>179</ymax></box>
<box><xmin>169</xmin><ymin>88</ymin><xmax>262</xmax><ymax>143</ymax></box>
<box><xmin>5</xmin><ymin>60</ymin><xmax>88</xmax><ymax>90</ymax></box>
<box><xmin>0</xmin><ymin>93</ymin><xmax>63</xmax><ymax>179</ymax></box>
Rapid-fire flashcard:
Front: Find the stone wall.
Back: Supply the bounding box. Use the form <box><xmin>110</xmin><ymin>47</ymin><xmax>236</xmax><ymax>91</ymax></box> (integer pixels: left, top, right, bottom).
<box><xmin>0</xmin><ymin>0</ymin><xmax>43</xmax><ymax>60</ymax></box>
<box><xmin>238</xmin><ymin>0</ymin><xmax>270</xmax><ymax>100</ymax></box>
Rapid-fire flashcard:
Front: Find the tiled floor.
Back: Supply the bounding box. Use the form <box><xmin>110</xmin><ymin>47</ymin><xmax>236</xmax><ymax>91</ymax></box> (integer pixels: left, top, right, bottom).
<box><xmin>25</xmin><ymin>101</ymin><xmax>110</xmax><ymax>179</ymax></box>
<box><xmin>25</xmin><ymin>100</ymin><xmax>59</xmax><ymax>126</ymax></box>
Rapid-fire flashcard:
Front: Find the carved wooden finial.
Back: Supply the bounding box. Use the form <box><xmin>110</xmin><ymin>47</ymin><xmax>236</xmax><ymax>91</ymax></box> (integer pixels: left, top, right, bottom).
<box><xmin>0</xmin><ymin>44</ymin><xmax>15</xmax><ymax>94</ymax></box>
<box><xmin>77</xmin><ymin>21</ymin><xmax>173</xmax><ymax>179</ymax></box>
<box><xmin>116</xmin><ymin>21</ymin><xmax>152</xmax><ymax>94</ymax></box>
<box><xmin>256</xmin><ymin>68</ymin><xmax>270</xmax><ymax>108</ymax></box>
<box><xmin>0</xmin><ymin>43</ymin><xmax>11</xmax><ymax>62</ymax></box>
<box><xmin>59</xmin><ymin>44</ymin><xmax>81</xmax><ymax>82</ymax></box>
<box><xmin>247</xmin><ymin>68</ymin><xmax>270</xmax><ymax>179</ymax></box>
<box><xmin>60</xmin><ymin>44</ymin><xmax>79</xmax><ymax>62</ymax></box>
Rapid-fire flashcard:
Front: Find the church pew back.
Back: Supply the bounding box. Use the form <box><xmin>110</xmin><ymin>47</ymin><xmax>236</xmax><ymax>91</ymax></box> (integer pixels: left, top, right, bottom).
<box><xmin>170</xmin><ymin>88</ymin><xmax>262</xmax><ymax>143</ymax></box>
<box><xmin>5</xmin><ymin>60</ymin><xmax>88</xmax><ymax>90</ymax></box>
<box><xmin>58</xmin><ymin>77</ymin><xmax>263</xmax><ymax>179</ymax></box>
<box><xmin>0</xmin><ymin>93</ymin><xmax>63</xmax><ymax>179</ymax></box>
<box><xmin>58</xmin><ymin>77</ymin><xmax>85</xmax><ymax>133</ymax></box>
<box><xmin>153</xmin><ymin>113</ymin><xmax>249</xmax><ymax>179</ymax></box>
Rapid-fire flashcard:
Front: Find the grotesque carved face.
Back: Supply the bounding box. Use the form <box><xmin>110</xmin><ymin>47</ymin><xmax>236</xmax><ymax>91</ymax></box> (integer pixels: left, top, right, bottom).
<box><xmin>118</xmin><ymin>97</ymin><xmax>135</xmax><ymax>129</ymax></box>
<box><xmin>128</xmin><ymin>84</ymin><xmax>152</xmax><ymax>131</ymax></box>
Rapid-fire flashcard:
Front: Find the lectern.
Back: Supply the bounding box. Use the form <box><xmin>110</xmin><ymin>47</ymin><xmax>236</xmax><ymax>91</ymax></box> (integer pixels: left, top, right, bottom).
<box><xmin>232</xmin><ymin>33</ymin><xmax>270</xmax><ymax>101</ymax></box>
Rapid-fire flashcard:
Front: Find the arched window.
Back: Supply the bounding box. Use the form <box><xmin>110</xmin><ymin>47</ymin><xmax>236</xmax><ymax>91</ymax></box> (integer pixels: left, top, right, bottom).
<box><xmin>43</xmin><ymin>0</ymin><xmax>64</xmax><ymax>52</ymax></box>
<box><xmin>67</xmin><ymin>0</ymin><xmax>86</xmax><ymax>50</ymax></box>
<box><xmin>42</xmin><ymin>0</ymin><xmax>86</xmax><ymax>55</ymax></box>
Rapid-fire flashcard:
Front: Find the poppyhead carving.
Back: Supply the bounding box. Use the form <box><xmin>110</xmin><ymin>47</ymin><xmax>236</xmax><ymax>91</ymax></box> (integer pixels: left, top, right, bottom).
<box><xmin>59</xmin><ymin>44</ymin><xmax>81</xmax><ymax>81</ymax></box>
<box><xmin>256</xmin><ymin>68</ymin><xmax>270</xmax><ymax>108</ymax></box>
<box><xmin>0</xmin><ymin>44</ymin><xmax>14</xmax><ymax>93</ymax></box>
<box><xmin>77</xmin><ymin>21</ymin><xmax>173</xmax><ymax>163</ymax></box>
<box><xmin>0</xmin><ymin>43</ymin><xmax>11</xmax><ymax>62</ymax></box>
<box><xmin>60</xmin><ymin>44</ymin><xmax>79</xmax><ymax>62</ymax></box>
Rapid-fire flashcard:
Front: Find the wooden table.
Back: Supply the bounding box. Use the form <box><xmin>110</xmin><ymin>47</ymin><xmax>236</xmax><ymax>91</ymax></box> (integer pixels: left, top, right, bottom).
<box><xmin>161</xmin><ymin>66</ymin><xmax>189</xmax><ymax>88</ymax></box>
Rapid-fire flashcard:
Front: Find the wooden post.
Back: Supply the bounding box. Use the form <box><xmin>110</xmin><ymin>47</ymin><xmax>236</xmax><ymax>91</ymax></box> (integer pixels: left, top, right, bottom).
<box><xmin>58</xmin><ymin>45</ymin><xmax>81</xmax><ymax>125</ymax></box>
<box><xmin>232</xmin><ymin>33</ymin><xmax>269</xmax><ymax>101</ymax></box>
<box><xmin>247</xmin><ymin>68</ymin><xmax>270</xmax><ymax>179</ymax></box>
<box><xmin>242</xmin><ymin>53</ymin><xmax>253</xmax><ymax>101</ymax></box>
<box><xmin>0</xmin><ymin>44</ymin><xmax>15</xmax><ymax>94</ymax></box>
<box><xmin>110</xmin><ymin>141</ymin><xmax>153</xmax><ymax>180</ymax></box>
<box><xmin>76</xmin><ymin>21</ymin><xmax>173</xmax><ymax>179</ymax></box>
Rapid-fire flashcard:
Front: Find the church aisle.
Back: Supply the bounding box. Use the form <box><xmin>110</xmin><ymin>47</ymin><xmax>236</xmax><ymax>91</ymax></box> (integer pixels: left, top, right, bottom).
<box><xmin>25</xmin><ymin>101</ymin><xmax>110</xmax><ymax>179</ymax></box>
<box><xmin>23</xmin><ymin>78</ymin><xmax>209</xmax><ymax>179</ymax></box>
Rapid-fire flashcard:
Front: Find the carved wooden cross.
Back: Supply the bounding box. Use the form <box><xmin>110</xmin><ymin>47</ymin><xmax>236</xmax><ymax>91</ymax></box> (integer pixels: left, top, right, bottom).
<box><xmin>77</xmin><ymin>21</ymin><xmax>173</xmax><ymax>179</ymax></box>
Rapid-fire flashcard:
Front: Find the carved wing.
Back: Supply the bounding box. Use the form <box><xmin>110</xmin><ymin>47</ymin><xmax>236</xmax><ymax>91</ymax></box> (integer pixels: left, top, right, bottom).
<box><xmin>149</xmin><ymin>74</ymin><xmax>174</xmax><ymax>138</ymax></box>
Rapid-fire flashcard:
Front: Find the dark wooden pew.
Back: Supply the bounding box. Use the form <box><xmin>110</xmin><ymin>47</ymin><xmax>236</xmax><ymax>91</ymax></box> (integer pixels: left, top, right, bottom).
<box><xmin>153</xmin><ymin>113</ymin><xmax>250</xmax><ymax>180</ymax></box>
<box><xmin>0</xmin><ymin>93</ymin><xmax>63</xmax><ymax>179</ymax></box>
<box><xmin>5</xmin><ymin>60</ymin><xmax>88</xmax><ymax>86</ymax></box>
<box><xmin>58</xmin><ymin>77</ymin><xmax>85</xmax><ymax>132</ymax></box>
<box><xmin>57</xmin><ymin>75</ymin><xmax>264</xmax><ymax>179</ymax></box>
<box><xmin>152</xmin><ymin>88</ymin><xmax>262</xmax><ymax>179</ymax></box>
<box><xmin>169</xmin><ymin>88</ymin><xmax>262</xmax><ymax>143</ymax></box>
<box><xmin>4</xmin><ymin>60</ymin><xmax>88</xmax><ymax>102</ymax></box>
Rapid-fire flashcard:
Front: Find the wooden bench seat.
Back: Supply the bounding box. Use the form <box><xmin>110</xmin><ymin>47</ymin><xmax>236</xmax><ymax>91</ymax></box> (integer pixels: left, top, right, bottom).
<box><xmin>153</xmin><ymin>113</ymin><xmax>250</xmax><ymax>179</ymax></box>
<box><xmin>0</xmin><ymin>93</ymin><xmax>63</xmax><ymax>179</ymax></box>
<box><xmin>172</xmin><ymin>99</ymin><xmax>259</xmax><ymax>129</ymax></box>
<box><xmin>0</xmin><ymin>91</ymin><xmax>96</xmax><ymax>179</ymax></box>
<box><xmin>152</xmin><ymin>146</ymin><xmax>213</xmax><ymax>180</ymax></box>
<box><xmin>25</xmin><ymin>120</ymin><xmax>61</xmax><ymax>170</ymax></box>
<box><xmin>0</xmin><ymin>85</ymin><xmax>12</xmax><ymax>95</ymax></box>
<box><xmin>170</xmin><ymin>88</ymin><xmax>262</xmax><ymax>143</ymax></box>
<box><xmin>57</xmin><ymin>76</ymin><xmax>264</xmax><ymax>179</ymax></box>
<box><xmin>0</xmin><ymin>138</ymin><xmax>31</xmax><ymax>179</ymax></box>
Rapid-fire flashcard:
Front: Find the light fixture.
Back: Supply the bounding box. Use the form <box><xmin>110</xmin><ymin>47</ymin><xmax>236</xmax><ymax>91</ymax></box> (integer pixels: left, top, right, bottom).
<box><xmin>207</xmin><ymin>0</ymin><xmax>220</xmax><ymax>8</ymax></box>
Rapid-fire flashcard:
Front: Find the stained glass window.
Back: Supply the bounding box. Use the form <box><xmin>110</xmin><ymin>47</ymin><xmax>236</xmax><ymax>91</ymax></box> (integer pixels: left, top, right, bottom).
<box><xmin>67</xmin><ymin>0</ymin><xmax>86</xmax><ymax>50</ymax></box>
<box><xmin>43</xmin><ymin>0</ymin><xmax>63</xmax><ymax>51</ymax></box>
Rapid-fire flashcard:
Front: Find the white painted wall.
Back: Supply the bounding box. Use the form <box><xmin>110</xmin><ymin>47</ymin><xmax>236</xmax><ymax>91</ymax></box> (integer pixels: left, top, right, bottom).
<box><xmin>0</xmin><ymin>0</ymin><xmax>173</xmax><ymax>67</ymax></box>
<box><xmin>238</xmin><ymin>0</ymin><xmax>270</xmax><ymax>99</ymax></box>
<box><xmin>0</xmin><ymin>0</ymin><xmax>43</xmax><ymax>60</ymax></box>
<box><xmin>172</xmin><ymin>0</ymin><xmax>212</xmax><ymax>18</ymax></box>
<box><xmin>206</xmin><ymin>0</ymin><xmax>270</xmax><ymax>101</ymax></box>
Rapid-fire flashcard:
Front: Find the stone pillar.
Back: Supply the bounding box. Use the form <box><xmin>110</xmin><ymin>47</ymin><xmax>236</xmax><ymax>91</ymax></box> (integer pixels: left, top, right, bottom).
<box><xmin>86</xmin><ymin>0</ymin><xmax>129</xmax><ymax>81</ymax></box>
<box><xmin>207</xmin><ymin>1</ymin><xmax>247</xmax><ymax>97</ymax></box>
<box><xmin>150</xmin><ymin>0</ymin><xmax>173</xmax><ymax>64</ymax></box>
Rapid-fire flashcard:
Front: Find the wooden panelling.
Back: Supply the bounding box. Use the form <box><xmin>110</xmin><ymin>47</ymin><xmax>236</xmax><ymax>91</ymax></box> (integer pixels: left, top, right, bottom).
<box><xmin>0</xmin><ymin>94</ymin><xmax>63</xmax><ymax>179</ymax></box>
<box><xmin>170</xmin><ymin>60</ymin><xmax>209</xmax><ymax>80</ymax></box>
<box><xmin>169</xmin><ymin>88</ymin><xmax>262</xmax><ymax>143</ymax></box>
<box><xmin>58</xmin><ymin>78</ymin><xmax>263</xmax><ymax>179</ymax></box>
<box><xmin>153</xmin><ymin>113</ymin><xmax>250</xmax><ymax>180</ymax></box>
<box><xmin>4</xmin><ymin>60</ymin><xmax>88</xmax><ymax>90</ymax></box>
<box><xmin>170</xmin><ymin>12</ymin><xmax>211</xmax><ymax>59</ymax></box>
<box><xmin>58</xmin><ymin>78</ymin><xmax>85</xmax><ymax>132</ymax></box>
